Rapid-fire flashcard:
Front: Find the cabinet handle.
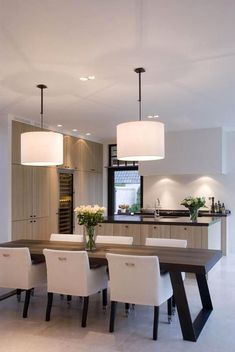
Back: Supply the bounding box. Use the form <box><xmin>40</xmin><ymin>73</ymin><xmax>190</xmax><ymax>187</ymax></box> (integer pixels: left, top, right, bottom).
<box><xmin>184</xmin><ymin>227</ymin><xmax>187</xmax><ymax>230</ymax></box>
<box><xmin>30</xmin><ymin>220</ymin><xmax>33</xmax><ymax>223</ymax></box>
<box><xmin>30</xmin><ymin>215</ymin><xmax>33</xmax><ymax>218</ymax></box>
<box><xmin>153</xmin><ymin>226</ymin><xmax>157</xmax><ymax>229</ymax></box>
<box><xmin>91</xmin><ymin>168</ymin><xmax>95</xmax><ymax>171</ymax></box>
<box><xmin>125</xmin><ymin>225</ymin><xmax>128</xmax><ymax>228</ymax></box>
<box><xmin>99</xmin><ymin>225</ymin><xmax>102</xmax><ymax>227</ymax></box>
<box><xmin>33</xmin><ymin>215</ymin><xmax>36</xmax><ymax>218</ymax></box>
<box><xmin>33</xmin><ymin>220</ymin><xmax>36</xmax><ymax>223</ymax></box>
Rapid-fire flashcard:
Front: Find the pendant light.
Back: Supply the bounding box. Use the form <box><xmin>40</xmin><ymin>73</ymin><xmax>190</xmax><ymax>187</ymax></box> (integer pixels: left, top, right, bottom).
<box><xmin>21</xmin><ymin>84</ymin><xmax>63</xmax><ymax>166</ymax></box>
<box><xmin>117</xmin><ymin>68</ymin><xmax>165</xmax><ymax>161</ymax></box>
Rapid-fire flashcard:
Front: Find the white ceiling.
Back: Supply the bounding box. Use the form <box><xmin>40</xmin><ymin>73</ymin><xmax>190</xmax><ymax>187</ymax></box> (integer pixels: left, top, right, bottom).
<box><xmin>1</xmin><ymin>0</ymin><xmax>235</xmax><ymax>142</ymax></box>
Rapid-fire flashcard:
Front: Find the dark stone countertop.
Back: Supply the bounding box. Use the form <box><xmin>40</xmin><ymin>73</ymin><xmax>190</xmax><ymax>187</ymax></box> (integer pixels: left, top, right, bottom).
<box><xmin>103</xmin><ymin>215</ymin><xmax>221</xmax><ymax>227</ymax></box>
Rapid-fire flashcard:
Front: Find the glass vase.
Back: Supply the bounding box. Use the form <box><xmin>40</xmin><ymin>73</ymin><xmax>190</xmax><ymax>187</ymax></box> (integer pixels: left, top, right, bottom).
<box><xmin>84</xmin><ymin>225</ymin><xmax>96</xmax><ymax>251</ymax></box>
<box><xmin>189</xmin><ymin>208</ymin><xmax>198</xmax><ymax>222</ymax></box>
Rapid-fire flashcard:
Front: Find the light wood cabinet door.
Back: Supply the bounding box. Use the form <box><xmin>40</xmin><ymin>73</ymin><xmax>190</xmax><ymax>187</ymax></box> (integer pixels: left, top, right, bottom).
<box><xmin>12</xmin><ymin>165</ymin><xmax>33</xmax><ymax>220</ymax></box>
<box><xmin>48</xmin><ymin>167</ymin><xmax>59</xmax><ymax>234</ymax></box>
<box><xmin>75</xmin><ymin>171</ymin><xmax>103</xmax><ymax>206</ymax></box>
<box><xmin>32</xmin><ymin>217</ymin><xmax>50</xmax><ymax>240</ymax></box>
<box><xmin>170</xmin><ymin>225</ymin><xmax>202</xmax><ymax>248</ymax></box>
<box><xmin>76</xmin><ymin>139</ymin><xmax>103</xmax><ymax>172</ymax></box>
<box><xmin>12</xmin><ymin>220</ymin><xmax>32</xmax><ymax>240</ymax></box>
<box><xmin>61</xmin><ymin>135</ymin><xmax>77</xmax><ymax>169</ymax></box>
<box><xmin>113</xmin><ymin>224</ymin><xmax>140</xmax><ymax>245</ymax></box>
<box><xmin>12</xmin><ymin>217</ymin><xmax>50</xmax><ymax>240</ymax></box>
<box><xmin>97</xmin><ymin>223</ymin><xmax>113</xmax><ymax>236</ymax></box>
<box><xmin>93</xmin><ymin>142</ymin><xmax>103</xmax><ymax>173</ymax></box>
<box><xmin>33</xmin><ymin>167</ymin><xmax>50</xmax><ymax>218</ymax></box>
<box><xmin>140</xmin><ymin>225</ymin><xmax>171</xmax><ymax>245</ymax></box>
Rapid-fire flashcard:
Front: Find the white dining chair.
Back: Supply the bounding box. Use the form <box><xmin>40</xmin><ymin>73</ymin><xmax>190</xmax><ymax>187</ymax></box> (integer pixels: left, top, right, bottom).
<box><xmin>96</xmin><ymin>235</ymin><xmax>133</xmax><ymax>245</ymax></box>
<box><xmin>145</xmin><ymin>237</ymin><xmax>187</xmax><ymax>314</ymax></box>
<box><xmin>106</xmin><ymin>253</ymin><xmax>173</xmax><ymax>340</ymax></box>
<box><xmin>50</xmin><ymin>234</ymin><xmax>83</xmax><ymax>242</ymax></box>
<box><xmin>145</xmin><ymin>238</ymin><xmax>187</xmax><ymax>248</ymax></box>
<box><xmin>0</xmin><ymin>247</ymin><xmax>46</xmax><ymax>318</ymax></box>
<box><xmin>43</xmin><ymin>249</ymin><xmax>108</xmax><ymax>327</ymax></box>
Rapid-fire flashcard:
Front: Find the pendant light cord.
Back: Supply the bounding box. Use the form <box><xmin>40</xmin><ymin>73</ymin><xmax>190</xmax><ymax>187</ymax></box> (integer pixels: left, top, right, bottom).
<box><xmin>138</xmin><ymin>71</ymin><xmax>141</xmax><ymax>121</ymax></box>
<box><xmin>134</xmin><ymin>67</ymin><xmax>145</xmax><ymax>121</ymax></box>
<box><xmin>37</xmin><ymin>84</ymin><xmax>47</xmax><ymax>130</ymax></box>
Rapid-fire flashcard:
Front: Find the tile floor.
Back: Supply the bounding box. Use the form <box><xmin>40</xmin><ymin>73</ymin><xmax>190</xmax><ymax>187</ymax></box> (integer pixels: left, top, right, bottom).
<box><xmin>0</xmin><ymin>255</ymin><xmax>234</xmax><ymax>352</ymax></box>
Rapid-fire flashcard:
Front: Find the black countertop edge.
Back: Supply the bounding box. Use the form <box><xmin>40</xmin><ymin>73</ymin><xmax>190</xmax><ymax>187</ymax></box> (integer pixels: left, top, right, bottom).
<box><xmin>139</xmin><ymin>209</ymin><xmax>231</xmax><ymax>217</ymax></box>
<box><xmin>103</xmin><ymin>216</ymin><xmax>221</xmax><ymax>227</ymax></box>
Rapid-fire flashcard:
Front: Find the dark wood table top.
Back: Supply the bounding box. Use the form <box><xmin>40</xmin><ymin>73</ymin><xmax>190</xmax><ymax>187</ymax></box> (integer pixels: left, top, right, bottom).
<box><xmin>0</xmin><ymin>239</ymin><xmax>222</xmax><ymax>275</ymax></box>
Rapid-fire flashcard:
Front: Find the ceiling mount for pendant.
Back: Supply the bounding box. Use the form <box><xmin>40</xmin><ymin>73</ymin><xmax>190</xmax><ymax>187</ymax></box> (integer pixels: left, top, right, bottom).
<box><xmin>20</xmin><ymin>84</ymin><xmax>63</xmax><ymax>166</ymax></box>
<box><xmin>116</xmin><ymin>67</ymin><xmax>165</xmax><ymax>161</ymax></box>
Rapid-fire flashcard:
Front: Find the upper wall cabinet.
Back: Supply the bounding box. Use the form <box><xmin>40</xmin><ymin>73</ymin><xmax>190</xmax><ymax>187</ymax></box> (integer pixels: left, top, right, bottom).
<box><xmin>74</xmin><ymin>139</ymin><xmax>103</xmax><ymax>172</ymax></box>
<box><xmin>139</xmin><ymin>128</ymin><xmax>226</xmax><ymax>176</ymax></box>
<box><xmin>61</xmin><ymin>135</ymin><xmax>77</xmax><ymax>169</ymax></box>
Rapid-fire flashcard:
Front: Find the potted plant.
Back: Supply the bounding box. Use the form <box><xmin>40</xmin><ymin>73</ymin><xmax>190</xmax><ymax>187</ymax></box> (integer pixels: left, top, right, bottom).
<box><xmin>118</xmin><ymin>204</ymin><xmax>129</xmax><ymax>214</ymax></box>
<box><xmin>74</xmin><ymin>205</ymin><xmax>106</xmax><ymax>251</ymax></box>
<box><xmin>180</xmin><ymin>196</ymin><xmax>206</xmax><ymax>222</ymax></box>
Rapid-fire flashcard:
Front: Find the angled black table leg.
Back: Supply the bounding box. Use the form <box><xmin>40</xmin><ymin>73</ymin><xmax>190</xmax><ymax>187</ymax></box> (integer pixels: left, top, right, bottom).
<box><xmin>170</xmin><ymin>272</ymin><xmax>213</xmax><ymax>342</ymax></box>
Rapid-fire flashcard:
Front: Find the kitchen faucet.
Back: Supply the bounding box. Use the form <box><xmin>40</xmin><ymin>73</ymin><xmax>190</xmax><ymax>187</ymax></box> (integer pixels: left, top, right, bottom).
<box><xmin>154</xmin><ymin>198</ymin><xmax>161</xmax><ymax>218</ymax></box>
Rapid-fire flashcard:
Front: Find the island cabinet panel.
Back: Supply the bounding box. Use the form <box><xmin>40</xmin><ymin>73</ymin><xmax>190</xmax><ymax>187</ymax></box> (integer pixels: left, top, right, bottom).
<box><xmin>113</xmin><ymin>224</ymin><xmax>140</xmax><ymax>245</ymax></box>
<box><xmin>140</xmin><ymin>225</ymin><xmax>171</xmax><ymax>245</ymax></box>
<box><xmin>170</xmin><ymin>225</ymin><xmax>202</xmax><ymax>248</ymax></box>
<box><xmin>201</xmin><ymin>222</ymin><xmax>221</xmax><ymax>250</ymax></box>
<box><xmin>96</xmin><ymin>223</ymin><xmax>114</xmax><ymax>236</ymax></box>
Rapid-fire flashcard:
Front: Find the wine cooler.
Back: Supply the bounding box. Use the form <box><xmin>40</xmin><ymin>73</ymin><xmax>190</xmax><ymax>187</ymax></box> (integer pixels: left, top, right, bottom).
<box><xmin>58</xmin><ymin>172</ymin><xmax>74</xmax><ymax>234</ymax></box>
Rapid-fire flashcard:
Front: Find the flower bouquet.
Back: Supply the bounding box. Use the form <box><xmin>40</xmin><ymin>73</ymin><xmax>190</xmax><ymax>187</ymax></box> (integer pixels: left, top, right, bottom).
<box><xmin>74</xmin><ymin>205</ymin><xmax>106</xmax><ymax>250</ymax></box>
<box><xmin>180</xmin><ymin>196</ymin><xmax>206</xmax><ymax>222</ymax></box>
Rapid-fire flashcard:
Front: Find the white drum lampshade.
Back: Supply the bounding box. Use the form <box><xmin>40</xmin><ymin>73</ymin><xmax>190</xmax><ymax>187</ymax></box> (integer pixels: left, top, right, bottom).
<box><xmin>117</xmin><ymin>120</ymin><xmax>165</xmax><ymax>161</ymax></box>
<box><xmin>21</xmin><ymin>131</ymin><xmax>63</xmax><ymax>166</ymax></box>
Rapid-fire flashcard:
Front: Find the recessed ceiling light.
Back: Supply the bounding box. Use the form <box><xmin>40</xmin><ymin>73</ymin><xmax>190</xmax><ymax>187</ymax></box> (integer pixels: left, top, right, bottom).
<box><xmin>80</xmin><ymin>75</ymin><xmax>95</xmax><ymax>81</ymax></box>
<box><xmin>147</xmin><ymin>115</ymin><xmax>159</xmax><ymax>119</ymax></box>
<box><xmin>85</xmin><ymin>132</ymin><xmax>91</xmax><ymax>136</ymax></box>
<box><xmin>57</xmin><ymin>124</ymin><xmax>63</xmax><ymax>127</ymax></box>
<box><xmin>72</xmin><ymin>129</ymin><xmax>78</xmax><ymax>132</ymax></box>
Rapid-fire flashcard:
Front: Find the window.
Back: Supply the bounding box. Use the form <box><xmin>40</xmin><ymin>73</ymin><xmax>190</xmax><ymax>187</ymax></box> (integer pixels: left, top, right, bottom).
<box><xmin>108</xmin><ymin>145</ymin><xmax>143</xmax><ymax>216</ymax></box>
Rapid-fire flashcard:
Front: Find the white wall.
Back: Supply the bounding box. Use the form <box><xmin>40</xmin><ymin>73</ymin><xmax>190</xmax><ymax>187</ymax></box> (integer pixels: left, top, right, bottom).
<box><xmin>0</xmin><ymin>116</ymin><xmax>11</xmax><ymax>242</ymax></box>
<box><xmin>143</xmin><ymin>131</ymin><xmax>235</xmax><ymax>254</ymax></box>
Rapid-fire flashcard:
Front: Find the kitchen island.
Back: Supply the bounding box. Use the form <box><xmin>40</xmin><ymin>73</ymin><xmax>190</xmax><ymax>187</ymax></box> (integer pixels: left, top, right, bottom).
<box><xmin>97</xmin><ymin>215</ymin><xmax>222</xmax><ymax>252</ymax></box>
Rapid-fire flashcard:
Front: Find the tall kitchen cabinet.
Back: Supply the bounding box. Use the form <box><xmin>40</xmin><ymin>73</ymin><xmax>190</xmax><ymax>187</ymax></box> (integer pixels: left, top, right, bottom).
<box><xmin>12</xmin><ymin>164</ymin><xmax>51</xmax><ymax>240</ymax></box>
<box><xmin>11</xmin><ymin>120</ymin><xmax>103</xmax><ymax>239</ymax></box>
<box><xmin>12</xmin><ymin>121</ymin><xmax>59</xmax><ymax>240</ymax></box>
<box><xmin>73</xmin><ymin>139</ymin><xmax>103</xmax><ymax>234</ymax></box>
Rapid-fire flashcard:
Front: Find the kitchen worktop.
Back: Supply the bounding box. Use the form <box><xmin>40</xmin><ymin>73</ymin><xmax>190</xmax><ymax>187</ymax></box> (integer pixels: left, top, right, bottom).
<box><xmin>103</xmin><ymin>215</ymin><xmax>221</xmax><ymax>227</ymax></box>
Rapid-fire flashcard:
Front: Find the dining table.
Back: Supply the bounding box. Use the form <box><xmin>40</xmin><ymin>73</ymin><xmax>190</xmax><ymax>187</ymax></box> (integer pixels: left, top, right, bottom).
<box><xmin>0</xmin><ymin>239</ymin><xmax>222</xmax><ymax>342</ymax></box>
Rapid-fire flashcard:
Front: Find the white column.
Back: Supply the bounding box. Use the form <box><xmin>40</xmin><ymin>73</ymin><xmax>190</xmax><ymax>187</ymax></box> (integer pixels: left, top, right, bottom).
<box><xmin>0</xmin><ymin>115</ymin><xmax>11</xmax><ymax>241</ymax></box>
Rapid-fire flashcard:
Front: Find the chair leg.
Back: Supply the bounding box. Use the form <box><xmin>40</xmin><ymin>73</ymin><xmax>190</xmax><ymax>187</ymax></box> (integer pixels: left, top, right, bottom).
<box><xmin>23</xmin><ymin>289</ymin><xmax>31</xmax><ymax>318</ymax></box>
<box><xmin>167</xmin><ymin>296</ymin><xmax>172</xmax><ymax>323</ymax></box>
<box><xmin>109</xmin><ymin>301</ymin><xmax>117</xmax><ymax>333</ymax></box>
<box><xmin>46</xmin><ymin>292</ymin><xmax>53</xmax><ymax>321</ymax></box>
<box><xmin>153</xmin><ymin>306</ymin><xmax>159</xmax><ymax>341</ymax></box>
<box><xmin>81</xmin><ymin>296</ymin><xmax>89</xmax><ymax>327</ymax></box>
<box><xmin>125</xmin><ymin>303</ymin><xmax>130</xmax><ymax>316</ymax></box>
<box><xmin>67</xmin><ymin>295</ymin><xmax>72</xmax><ymax>302</ymax></box>
<box><xmin>16</xmin><ymin>289</ymin><xmax>21</xmax><ymax>302</ymax></box>
<box><xmin>172</xmin><ymin>295</ymin><xmax>176</xmax><ymax>314</ymax></box>
<box><xmin>102</xmin><ymin>288</ymin><xmax>107</xmax><ymax>309</ymax></box>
